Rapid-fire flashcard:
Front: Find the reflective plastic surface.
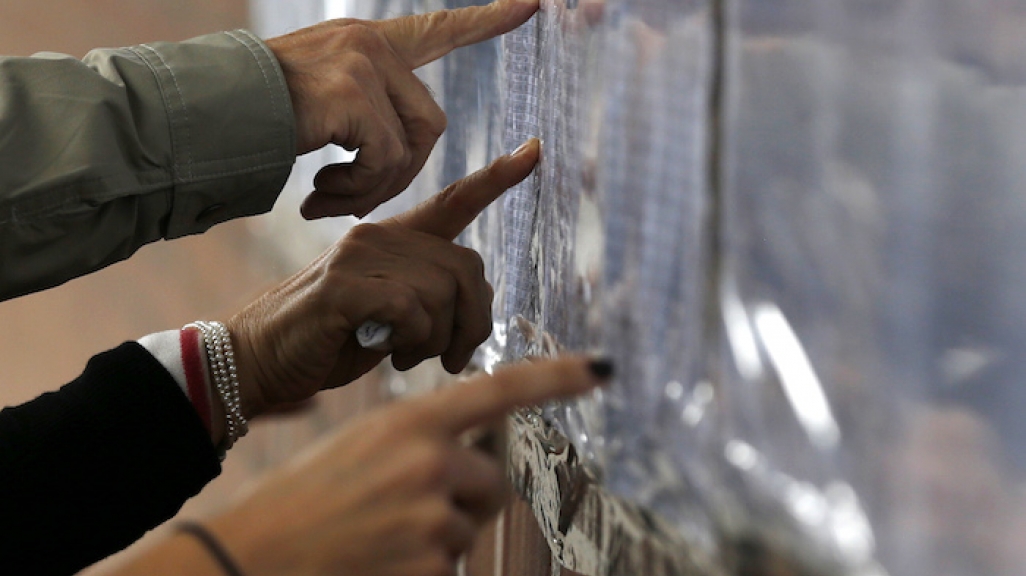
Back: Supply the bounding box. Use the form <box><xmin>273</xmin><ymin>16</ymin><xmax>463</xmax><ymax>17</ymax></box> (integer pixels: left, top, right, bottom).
<box><xmin>256</xmin><ymin>0</ymin><xmax>1026</xmax><ymax>574</ymax></box>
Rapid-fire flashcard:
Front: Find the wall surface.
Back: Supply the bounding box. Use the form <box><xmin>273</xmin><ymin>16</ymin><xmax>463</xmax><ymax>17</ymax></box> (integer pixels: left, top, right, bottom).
<box><xmin>0</xmin><ymin>0</ymin><xmax>248</xmax><ymax>57</ymax></box>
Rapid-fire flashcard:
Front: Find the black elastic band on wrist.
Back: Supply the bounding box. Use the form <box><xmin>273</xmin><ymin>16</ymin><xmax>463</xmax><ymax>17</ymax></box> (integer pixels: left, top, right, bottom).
<box><xmin>177</xmin><ymin>521</ymin><xmax>247</xmax><ymax>576</ymax></box>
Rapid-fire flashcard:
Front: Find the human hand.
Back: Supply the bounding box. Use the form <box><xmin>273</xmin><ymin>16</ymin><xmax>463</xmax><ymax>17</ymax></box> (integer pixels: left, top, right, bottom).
<box><xmin>227</xmin><ymin>139</ymin><xmax>540</xmax><ymax>417</ymax></box>
<box><xmin>266</xmin><ymin>0</ymin><xmax>540</xmax><ymax>219</ymax></box>
<box><xmin>207</xmin><ymin>356</ymin><xmax>611</xmax><ymax>576</ymax></box>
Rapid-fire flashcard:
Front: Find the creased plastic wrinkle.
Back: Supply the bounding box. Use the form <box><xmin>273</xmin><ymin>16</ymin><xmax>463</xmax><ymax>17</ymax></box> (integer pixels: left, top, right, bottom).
<box><xmin>259</xmin><ymin>0</ymin><xmax>1026</xmax><ymax>574</ymax></box>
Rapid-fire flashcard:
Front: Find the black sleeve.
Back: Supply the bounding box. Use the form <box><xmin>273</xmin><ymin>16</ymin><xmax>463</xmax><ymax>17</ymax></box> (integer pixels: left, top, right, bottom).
<box><xmin>0</xmin><ymin>342</ymin><xmax>222</xmax><ymax>575</ymax></box>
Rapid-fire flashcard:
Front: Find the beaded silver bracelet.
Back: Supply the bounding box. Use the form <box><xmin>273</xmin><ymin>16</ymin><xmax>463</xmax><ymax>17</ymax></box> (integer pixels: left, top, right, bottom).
<box><xmin>185</xmin><ymin>321</ymin><xmax>249</xmax><ymax>456</ymax></box>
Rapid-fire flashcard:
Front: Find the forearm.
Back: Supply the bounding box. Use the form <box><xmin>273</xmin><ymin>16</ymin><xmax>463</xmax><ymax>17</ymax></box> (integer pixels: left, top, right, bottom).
<box><xmin>0</xmin><ymin>30</ymin><xmax>296</xmax><ymax>301</ymax></box>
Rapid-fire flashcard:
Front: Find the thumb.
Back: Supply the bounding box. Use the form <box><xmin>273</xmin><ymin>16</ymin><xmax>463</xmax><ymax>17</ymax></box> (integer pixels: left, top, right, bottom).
<box><xmin>380</xmin><ymin>0</ymin><xmax>540</xmax><ymax>68</ymax></box>
<box><xmin>390</xmin><ymin>138</ymin><xmax>540</xmax><ymax>240</ymax></box>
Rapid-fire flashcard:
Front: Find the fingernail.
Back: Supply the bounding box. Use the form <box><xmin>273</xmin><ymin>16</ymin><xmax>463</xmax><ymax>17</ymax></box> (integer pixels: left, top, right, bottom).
<box><xmin>511</xmin><ymin>138</ymin><xmax>537</xmax><ymax>158</ymax></box>
<box><xmin>587</xmin><ymin>357</ymin><xmax>614</xmax><ymax>380</ymax></box>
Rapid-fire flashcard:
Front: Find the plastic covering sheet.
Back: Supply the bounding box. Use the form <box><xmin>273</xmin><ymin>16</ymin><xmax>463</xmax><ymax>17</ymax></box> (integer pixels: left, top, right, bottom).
<box><xmin>254</xmin><ymin>0</ymin><xmax>1026</xmax><ymax>574</ymax></box>
<box><xmin>716</xmin><ymin>2</ymin><xmax>1026</xmax><ymax>575</ymax></box>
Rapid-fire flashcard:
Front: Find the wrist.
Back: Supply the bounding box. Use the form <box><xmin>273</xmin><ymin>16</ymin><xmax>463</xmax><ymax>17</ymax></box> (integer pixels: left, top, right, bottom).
<box><xmin>179</xmin><ymin>326</ymin><xmax>220</xmax><ymax>446</ymax></box>
<box><xmin>102</xmin><ymin>529</ymin><xmax>232</xmax><ymax>576</ymax></box>
<box><xmin>224</xmin><ymin>314</ymin><xmax>269</xmax><ymax>421</ymax></box>
<box><xmin>177</xmin><ymin>522</ymin><xmax>249</xmax><ymax>576</ymax></box>
<box><xmin>186</xmin><ymin>321</ymin><xmax>253</xmax><ymax>457</ymax></box>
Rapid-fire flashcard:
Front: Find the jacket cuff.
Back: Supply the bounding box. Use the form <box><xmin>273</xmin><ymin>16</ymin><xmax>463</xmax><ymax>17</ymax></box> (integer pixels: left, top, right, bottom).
<box><xmin>125</xmin><ymin>30</ymin><xmax>296</xmax><ymax>238</ymax></box>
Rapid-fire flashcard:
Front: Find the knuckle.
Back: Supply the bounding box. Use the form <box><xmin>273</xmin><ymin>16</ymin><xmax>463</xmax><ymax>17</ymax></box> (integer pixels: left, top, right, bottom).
<box><xmin>435</xmin><ymin>266</ymin><xmax>460</xmax><ymax>297</ymax></box>
<box><xmin>374</xmin><ymin>131</ymin><xmax>405</xmax><ymax>167</ymax></box>
<box><xmin>324</xmin><ymin>244</ymin><xmax>360</xmax><ymax>274</ymax></box>
<box><xmin>456</xmin><ymin>246</ymin><xmax>486</xmax><ymax>278</ymax></box>
<box><xmin>404</xmin><ymin>97</ymin><xmax>446</xmax><ymax>142</ymax></box>
<box><xmin>332</xmin><ymin>70</ymin><xmax>368</xmax><ymax>103</ymax></box>
<box><xmin>386</xmin><ymin>287</ymin><xmax>420</xmax><ymax>318</ymax></box>
<box><xmin>469</xmin><ymin>320</ymin><xmax>492</xmax><ymax>347</ymax></box>
<box><xmin>320</xmin><ymin>262</ymin><xmax>348</xmax><ymax>288</ymax></box>
<box><xmin>345</xmin><ymin>223</ymin><xmax>383</xmax><ymax>243</ymax></box>
<box><xmin>479</xmin><ymin>159</ymin><xmax>503</xmax><ymax>184</ymax></box>
<box><xmin>341</xmin><ymin>51</ymin><xmax>379</xmax><ymax>84</ymax></box>
<box><xmin>429</xmin><ymin>107</ymin><xmax>448</xmax><ymax>137</ymax></box>
<box><xmin>426</xmin><ymin>9</ymin><xmax>456</xmax><ymax>27</ymax></box>
<box><xmin>330</xmin><ymin>245</ymin><xmax>364</xmax><ymax>271</ymax></box>
<box><xmin>426</xmin><ymin>9</ymin><xmax>458</xmax><ymax>46</ymax></box>
<box><xmin>434</xmin><ymin>180</ymin><xmax>460</xmax><ymax>207</ymax></box>
<box><xmin>406</xmin><ymin>314</ymin><xmax>434</xmax><ymax>344</ymax></box>
<box><xmin>326</xmin><ymin>16</ymin><xmax>359</xmax><ymax>27</ymax></box>
<box><xmin>419</xmin><ymin>103</ymin><xmax>447</xmax><ymax>138</ymax></box>
<box><xmin>335</xmin><ymin>22</ymin><xmax>386</xmax><ymax>53</ymax></box>
<box><xmin>432</xmin><ymin>181</ymin><xmax>481</xmax><ymax>223</ymax></box>
<box><xmin>389</xmin><ymin>139</ymin><xmax>412</xmax><ymax>168</ymax></box>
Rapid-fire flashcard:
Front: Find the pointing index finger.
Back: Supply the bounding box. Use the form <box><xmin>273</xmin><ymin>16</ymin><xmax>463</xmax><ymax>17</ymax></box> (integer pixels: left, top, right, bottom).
<box><xmin>391</xmin><ymin>138</ymin><xmax>540</xmax><ymax>241</ymax></box>
<box><xmin>382</xmin><ymin>0</ymin><xmax>540</xmax><ymax>69</ymax></box>
<box><xmin>411</xmin><ymin>356</ymin><xmax>610</xmax><ymax>435</ymax></box>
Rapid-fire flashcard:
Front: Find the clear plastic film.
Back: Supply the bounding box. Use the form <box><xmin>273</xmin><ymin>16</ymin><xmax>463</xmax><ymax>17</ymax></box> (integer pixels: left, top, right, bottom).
<box><xmin>374</xmin><ymin>0</ymin><xmax>725</xmax><ymax>566</ymax></box>
<box><xmin>253</xmin><ymin>0</ymin><xmax>1026</xmax><ymax>574</ymax></box>
<box><xmin>423</xmin><ymin>0</ymin><xmax>725</xmax><ymax>564</ymax></box>
<box><xmin>714</xmin><ymin>1</ymin><xmax>1026</xmax><ymax>575</ymax></box>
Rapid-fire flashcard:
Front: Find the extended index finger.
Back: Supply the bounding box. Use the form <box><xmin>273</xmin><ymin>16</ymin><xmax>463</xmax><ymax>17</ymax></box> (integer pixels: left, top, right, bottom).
<box><xmin>381</xmin><ymin>0</ymin><xmax>540</xmax><ymax>68</ymax></box>
<box><xmin>411</xmin><ymin>356</ymin><xmax>610</xmax><ymax>435</ymax></box>
<box><xmin>390</xmin><ymin>138</ymin><xmax>540</xmax><ymax>240</ymax></box>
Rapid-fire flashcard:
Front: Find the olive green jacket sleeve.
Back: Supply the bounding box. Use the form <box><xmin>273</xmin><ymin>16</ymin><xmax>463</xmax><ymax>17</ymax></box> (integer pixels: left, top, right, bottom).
<box><xmin>0</xmin><ymin>29</ymin><xmax>296</xmax><ymax>302</ymax></box>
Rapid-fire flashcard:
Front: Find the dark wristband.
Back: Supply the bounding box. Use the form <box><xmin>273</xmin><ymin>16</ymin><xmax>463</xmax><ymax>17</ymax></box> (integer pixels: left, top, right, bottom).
<box><xmin>177</xmin><ymin>521</ymin><xmax>247</xmax><ymax>576</ymax></box>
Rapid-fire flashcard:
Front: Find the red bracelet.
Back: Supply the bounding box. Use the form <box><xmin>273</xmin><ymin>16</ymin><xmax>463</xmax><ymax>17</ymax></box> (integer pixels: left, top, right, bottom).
<box><xmin>180</xmin><ymin>326</ymin><xmax>213</xmax><ymax>434</ymax></box>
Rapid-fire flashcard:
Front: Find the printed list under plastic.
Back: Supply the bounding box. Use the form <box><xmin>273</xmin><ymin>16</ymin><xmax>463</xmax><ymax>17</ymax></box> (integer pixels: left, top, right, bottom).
<box><xmin>325</xmin><ymin>0</ymin><xmax>1026</xmax><ymax>574</ymax></box>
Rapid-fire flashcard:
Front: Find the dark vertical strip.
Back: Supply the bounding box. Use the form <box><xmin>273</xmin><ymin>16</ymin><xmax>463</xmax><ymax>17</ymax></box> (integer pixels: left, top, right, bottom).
<box><xmin>702</xmin><ymin>0</ymin><xmax>728</xmax><ymax>381</ymax></box>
